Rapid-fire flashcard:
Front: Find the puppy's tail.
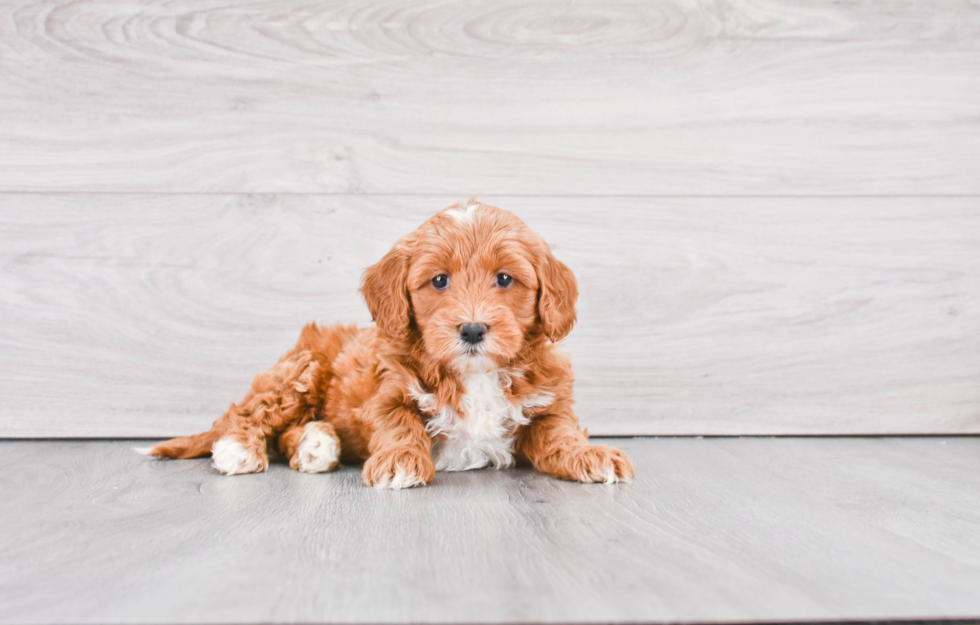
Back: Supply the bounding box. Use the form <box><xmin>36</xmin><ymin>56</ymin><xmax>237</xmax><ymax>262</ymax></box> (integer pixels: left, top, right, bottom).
<box><xmin>135</xmin><ymin>428</ymin><xmax>222</xmax><ymax>459</ymax></box>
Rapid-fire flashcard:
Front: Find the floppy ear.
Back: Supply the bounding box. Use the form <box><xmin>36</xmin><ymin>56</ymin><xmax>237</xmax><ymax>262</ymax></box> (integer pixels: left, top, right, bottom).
<box><xmin>360</xmin><ymin>241</ymin><xmax>412</xmax><ymax>340</ymax></box>
<box><xmin>536</xmin><ymin>244</ymin><xmax>578</xmax><ymax>342</ymax></box>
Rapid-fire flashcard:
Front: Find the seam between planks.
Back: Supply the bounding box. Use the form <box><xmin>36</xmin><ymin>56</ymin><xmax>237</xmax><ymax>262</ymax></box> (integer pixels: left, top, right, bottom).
<box><xmin>1</xmin><ymin>192</ymin><xmax>980</xmax><ymax>198</ymax></box>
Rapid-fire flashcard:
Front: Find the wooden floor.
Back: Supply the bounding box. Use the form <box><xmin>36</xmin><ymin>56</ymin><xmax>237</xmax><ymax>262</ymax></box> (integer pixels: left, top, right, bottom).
<box><xmin>2</xmin><ymin>437</ymin><xmax>979</xmax><ymax>624</ymax></box>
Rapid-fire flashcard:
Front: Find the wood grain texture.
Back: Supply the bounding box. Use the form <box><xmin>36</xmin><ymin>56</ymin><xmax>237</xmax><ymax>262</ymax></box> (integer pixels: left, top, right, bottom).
<box><xmin>1</xmin><ymin>194</ymin><xmax>977</xmax><ymax>437</ymax></box>
<box><xmin>1</xmin><ymin>438</ymin><xmax>979</xmax><ymax>624</ymax></box>
<box><xmin>0</xmin><ymin>0</ymin><xmax>978</xmax><ymax>194</ymax></box>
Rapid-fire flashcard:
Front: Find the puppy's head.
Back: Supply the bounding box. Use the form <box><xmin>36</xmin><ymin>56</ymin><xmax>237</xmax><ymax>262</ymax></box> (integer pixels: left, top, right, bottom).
<box><xmin>361</xmin><ymin>200</ymin><xmax>577</xmax><ymax>372</ymax></box>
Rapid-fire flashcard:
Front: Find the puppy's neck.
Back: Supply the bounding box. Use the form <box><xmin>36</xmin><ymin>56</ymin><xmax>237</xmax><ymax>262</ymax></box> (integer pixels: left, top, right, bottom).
<box><xmin>419</xmin><ymin>361</ymin><xmax>529</xmax><ymax>473</ymax></box>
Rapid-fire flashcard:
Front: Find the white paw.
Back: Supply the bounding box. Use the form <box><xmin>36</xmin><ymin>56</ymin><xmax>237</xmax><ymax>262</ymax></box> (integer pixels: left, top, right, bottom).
<box><xmin>211</xmin><ymin>437</ymin><xmax>265</xmax><ymax>475</ymax></box>
<box><xmin>582</xmin><ymin>461</ymin><xmax>630</xmax><ymax>484</ymax></box>
<box><xmin>295</xmin><ymin>424</ymin><xmax>340</xmax><ymax>473</ymax></box>
<box><xmin>599</xmin><ymin>464</ymin><xmax>623</xmax><ymax>484</ymax></box>
<box><xmin>373</xmin><ymin>468</ymin><xmax>426</xmax><ymax>490</ymax></box>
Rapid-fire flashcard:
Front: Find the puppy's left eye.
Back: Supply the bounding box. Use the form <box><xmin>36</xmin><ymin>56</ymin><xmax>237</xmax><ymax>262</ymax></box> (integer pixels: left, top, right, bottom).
<box><xmin>495</xmin><ymin>273</ymin><xmax>513</xmax><ymax>288</ymax></box>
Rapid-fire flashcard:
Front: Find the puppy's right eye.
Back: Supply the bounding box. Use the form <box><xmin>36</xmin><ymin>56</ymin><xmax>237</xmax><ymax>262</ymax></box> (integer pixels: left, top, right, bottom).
<box><xmin>431</xmin><ymin>275</ymin><xmax>449</xmax><ymax>290</ymax></box>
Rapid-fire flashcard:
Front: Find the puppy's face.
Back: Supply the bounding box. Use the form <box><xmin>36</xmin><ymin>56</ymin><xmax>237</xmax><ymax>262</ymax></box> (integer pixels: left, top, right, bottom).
<box><xmin>407</xmin><ymin>206</ymin><xmax>539</xmax><ymax>372</ymax></box>
<box><xmin>361</xmin><ymin>202</ymin><xmax>577</xmax><ymax>373</ymax></box>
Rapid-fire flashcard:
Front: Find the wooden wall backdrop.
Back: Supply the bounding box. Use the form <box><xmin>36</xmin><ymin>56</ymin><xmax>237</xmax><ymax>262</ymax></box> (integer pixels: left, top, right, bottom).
<box><xmin>0</xmin><ymin>0</ymin><xmax>977</xmax><ymax>437</ymax></box>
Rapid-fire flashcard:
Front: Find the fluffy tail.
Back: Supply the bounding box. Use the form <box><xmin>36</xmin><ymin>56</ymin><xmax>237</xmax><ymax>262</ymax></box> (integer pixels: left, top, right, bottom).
<box><xmin>135</xmin><ymin>429</ymin><xmax>222</xmax><ymax>459</ymax></box>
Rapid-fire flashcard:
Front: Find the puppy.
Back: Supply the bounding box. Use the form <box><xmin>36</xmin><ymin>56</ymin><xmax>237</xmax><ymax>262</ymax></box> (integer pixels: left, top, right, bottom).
<box><xmin>139</xmin><ymin>200</ymin><xmax>634</xmax><ymax>489</ymax></box>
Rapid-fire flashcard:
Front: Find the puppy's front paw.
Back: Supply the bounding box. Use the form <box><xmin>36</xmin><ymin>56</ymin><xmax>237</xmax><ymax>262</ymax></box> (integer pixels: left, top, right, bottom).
<box><xmin>551</xmin><ymin>444</ymin><xmax>635</xmax><ymax>484</ymax></box>
<box><xmin>363</xmin><ymin>446</ymin><xmax>435</xmax><ymax>490</ymax></box>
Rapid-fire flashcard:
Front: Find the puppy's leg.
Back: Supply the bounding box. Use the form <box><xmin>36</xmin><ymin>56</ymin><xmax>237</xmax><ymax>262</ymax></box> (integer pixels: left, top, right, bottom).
<box><xmin>211</xmin><ymin>425</ymin><xmax>269</xmax><ymax>475</ymax></box>
<box><xmin>362</xmin><ymin>405</ymin><xmax>435</xmax><ymax>490</ymax></box>
<box><xmin>279</xmin><ymin>421</ymin><xmax>342</xmax><ymax>474</ymax></box>
<box><xmin>145</xmin><ymin>350</ymin><xmax>322</xmax><ymax>476</ymax></box>
<box><xmin>210</xmin><ymin>352</ymin><xmax>323</xmax><ymax>475</ymax></box>
<box><xmin>517</xmin><ymin>411</ymin><xmax>634</xmax><ymax>484</ymax></box>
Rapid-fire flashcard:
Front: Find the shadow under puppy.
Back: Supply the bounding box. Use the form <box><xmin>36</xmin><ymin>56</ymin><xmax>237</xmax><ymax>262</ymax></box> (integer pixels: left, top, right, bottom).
<box><xmin>140</xmin><ymin>200</ymin><xmax>634</xmax><ymax>489</ymax></box>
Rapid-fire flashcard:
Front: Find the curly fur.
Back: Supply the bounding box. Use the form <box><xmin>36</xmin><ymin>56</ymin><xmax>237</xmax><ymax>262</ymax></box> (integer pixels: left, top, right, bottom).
<box><xmin>142</xmin><ymin>199</ymin><xmax>634</xmax><ymax>489</ymax></box>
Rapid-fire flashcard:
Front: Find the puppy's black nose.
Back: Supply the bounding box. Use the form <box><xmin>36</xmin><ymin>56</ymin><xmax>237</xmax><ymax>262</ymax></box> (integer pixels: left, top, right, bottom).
<box><xmin>460</xmin><ymin>323</ymin><xmax>487</xmax><ymax>345</ymax></box>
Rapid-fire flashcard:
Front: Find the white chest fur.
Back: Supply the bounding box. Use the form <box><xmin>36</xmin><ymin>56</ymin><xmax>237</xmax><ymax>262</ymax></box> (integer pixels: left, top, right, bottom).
<box><xmin>412</xmin><ymin>372</ymin><xmax>552</xmax><ymax>472</ymax></box>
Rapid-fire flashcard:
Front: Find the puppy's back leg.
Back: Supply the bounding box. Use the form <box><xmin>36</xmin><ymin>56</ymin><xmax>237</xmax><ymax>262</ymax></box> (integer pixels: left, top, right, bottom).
<box><xmin>210</xmin><ymin>423</ymin><xmax>269</xmax><ymax>475</ymax></box>
<box><xmin>143</xmin><ymin>350</ymin><xmax>323</xmax><ymax>476</ymax></box>
<box><xmin>278</xmin><ymin>421</ymin><xmax>342</xmax><ymax>474</ymax></box>
<box><xmin>210</xmin><ymin>351</ymin><xmax>323</xmax><ymax>475</ymax></box>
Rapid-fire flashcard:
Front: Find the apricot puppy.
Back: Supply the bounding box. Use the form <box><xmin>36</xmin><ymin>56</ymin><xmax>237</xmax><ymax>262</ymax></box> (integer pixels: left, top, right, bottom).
<box><xmin>140</xmin><ymin>200</ymin><xmax>634</xmax><ymax>489</ymax></box>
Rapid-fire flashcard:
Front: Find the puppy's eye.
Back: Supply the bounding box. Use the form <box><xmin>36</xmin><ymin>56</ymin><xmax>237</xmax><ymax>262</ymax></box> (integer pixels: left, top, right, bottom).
<box><xmin>495</xmin><ymin>273</ymin><xmax>513</xmax><ymax>288</ymax></box>
<box><xmin>431</xmin><ymin>275</ymin><xmax>449</xmax><ymax>290</ymax></box>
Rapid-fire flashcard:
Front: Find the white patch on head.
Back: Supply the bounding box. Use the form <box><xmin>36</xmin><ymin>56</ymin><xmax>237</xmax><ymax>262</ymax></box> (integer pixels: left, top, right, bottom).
<box><xmin>211</xmin><ymin>437</ymin><xmax>264</xmax><ymax>475</ymax></box>
<box><xmin>295</xmin><ymin>423</ymin><xmax>340</xmax><ymax>473</ymax></box>
<box><xmin>373</xmin><ymin>468</ymin><xmax>426</xmax><ymax>490</ymax></box>
<box><xmin>448</xmin><ymin>201</ymin><xmax>483</xmax><ymax>224</ymax></box>
<box><xmin>422</xmin><ymin>370</ymin><xmax>531</xmax><ymax>472</ymax></box>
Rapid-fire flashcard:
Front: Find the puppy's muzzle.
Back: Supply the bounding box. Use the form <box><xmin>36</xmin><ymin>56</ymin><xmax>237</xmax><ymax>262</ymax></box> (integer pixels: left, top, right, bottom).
<box><xmin>459</xmin><ymin>323</ymin><xmax>487</xmax><ymax>345</ymax></box>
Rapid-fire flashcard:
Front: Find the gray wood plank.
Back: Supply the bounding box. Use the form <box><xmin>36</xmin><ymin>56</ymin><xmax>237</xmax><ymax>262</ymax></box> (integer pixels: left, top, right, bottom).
<box><xmin>0</xmin><ymin>437</ymin><xmax>978</xmax><ymax>624</ymax></box>
<box><xmin>0</xmin><ymin>0</ymin><xmax>978</xmax><ymax>194</ymax></box>
<box><xmin>2</xmin><ymin>194</ymin><xmax>978</xmax><ymax>437</ymax></box>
